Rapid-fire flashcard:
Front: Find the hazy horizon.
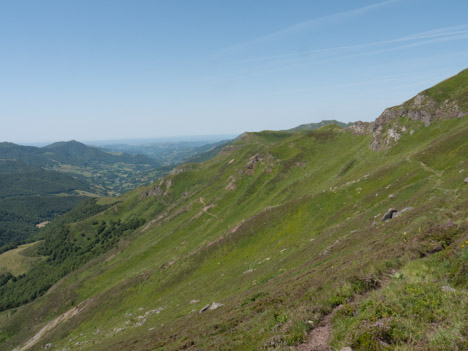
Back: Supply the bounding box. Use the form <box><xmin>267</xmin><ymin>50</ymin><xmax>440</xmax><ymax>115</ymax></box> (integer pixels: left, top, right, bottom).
<box><xmin>6</xmin><ymin>133</ymin><xmax>238</xmax><ymax>147</ymax></box>
<box><xmin>1</xmin><ymin>0</ymin><xmax>468</xmax><ymax>143</ymax></box>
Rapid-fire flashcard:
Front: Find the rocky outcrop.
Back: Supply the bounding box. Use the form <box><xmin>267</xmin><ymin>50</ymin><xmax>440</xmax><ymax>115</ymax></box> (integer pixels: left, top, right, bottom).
<box><xmin>140</xmin><ymin>178</ymin><xmax>172</xmax><ymax>198</ymax></box>
<box><xmin>347</xmin><ymin>121</ymin><xmax>374</xmax><ymax>135</ymax></box>
<box><xmin>140</xmin><ymin>185</ymin><xmax>162</xmax><ymax>198</ymax></box>
<box><xmin>371</xmin><ymin>93</ymin><xmax>466</xmax><ymax>150</ymax></box>
<box><xmin>242</xmin><ymin>153</ymin><xmax>274</xmax><ymax>175</ymax></box>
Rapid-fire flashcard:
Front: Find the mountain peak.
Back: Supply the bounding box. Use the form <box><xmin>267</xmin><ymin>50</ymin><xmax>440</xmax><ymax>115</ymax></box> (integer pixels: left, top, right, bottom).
<box><xmin>43</xmin><ymin>140</ymin><xmax>86</xmax><ymax>149</ymax></box>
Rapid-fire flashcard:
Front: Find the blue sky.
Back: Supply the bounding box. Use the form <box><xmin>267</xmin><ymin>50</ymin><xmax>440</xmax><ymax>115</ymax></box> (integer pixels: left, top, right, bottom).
<box><xmin>1</xmin><ymin>0</ymin><xmax>467</xmax><ymax>143</ymax></box>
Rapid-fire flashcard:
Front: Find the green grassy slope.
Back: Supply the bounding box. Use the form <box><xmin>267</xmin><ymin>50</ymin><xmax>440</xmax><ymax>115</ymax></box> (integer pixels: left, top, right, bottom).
<box><xmin>1</xmin><ymin>77</ymin><xmax>467</xmax><ymax>350</ymax></box>
<box><xmin>0</xmin><ymin>242</ymin><xmax>44</xmax><ymax>276</ymax></box>
<box><xmin>419</xmin><ymin>67</ymin><xmax>468</xmax><ymax>110</ymax></box>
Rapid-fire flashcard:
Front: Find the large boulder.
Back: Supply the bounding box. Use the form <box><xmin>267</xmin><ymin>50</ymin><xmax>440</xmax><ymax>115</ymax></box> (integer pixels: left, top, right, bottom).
<box><xmin>382</xmin><ymin>208</ymin><xmax>398</xmax><ymax>221</ymax></box>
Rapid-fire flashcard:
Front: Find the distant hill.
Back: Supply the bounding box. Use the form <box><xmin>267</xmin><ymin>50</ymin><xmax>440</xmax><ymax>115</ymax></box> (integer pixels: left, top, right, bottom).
<box><xmin>99</xmin><ymin>139</ymin><xmax>234</xmax><ymax>167</ymax></box>
<box><xmin>181</xmin><ymin>140</ymin><xmax>232</xmax><ymax>164</ymax></box>
<box><xmin>0</xmin><ymin>140</ymin><xmax>160</xmax><ymax>195</ymax></box>
<box><xmin>288</xmin><ymin>119</ymin><xmax>352</xmax><ymax>131</ymax></box>
<box><xmin>43</xmin><ymin>140</ymin><xmax>155</xmax><ymax>166</ymax></box>
<box><xmin>0</xmin><ymin>142</ymin><xmax>46</xmax><ymax>165</ymax></box>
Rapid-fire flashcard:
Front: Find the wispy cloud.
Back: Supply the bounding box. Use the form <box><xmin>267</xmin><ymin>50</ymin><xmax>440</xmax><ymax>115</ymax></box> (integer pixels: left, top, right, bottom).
<box><xmin>217</xmin><ymin>0</ymin><xmax>399</xmax><ymax>56</ymax></box>
<box><xmin>204</xmin><ymin>24</ymin><xmax>468</xmax><ymax>84</ymax></box>
<box><xmin>234</xmin><ymin>24</ymin><xmax>468</xmax><ymax>68</ymax></box>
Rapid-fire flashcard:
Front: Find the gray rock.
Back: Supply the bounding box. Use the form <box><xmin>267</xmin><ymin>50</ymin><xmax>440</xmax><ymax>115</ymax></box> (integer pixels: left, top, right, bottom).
<box><xmin>382</xmin><ymin>208</ymin><xmax>398</xmax><ymax>221</ymax></box>
<box><xmin>209</xmin><ymin>302</ymin><xmax>224</xmax><ymax>310</ymax></box>
<box><xmin>347</xmin><ymin>121</ymin><xmax>374</xmax><ymax>135</ymax></box>
<box><xmin>199</xmin><ymin>302</ymin><xmax>224</xmax><ymax>313</ymax></box>
<box><xmin>199</xmin><ymin>304</ymin><xmax>211</xmax><ymax>313</ymax></box>
<box><xmin>340</xmin><ymin>347</ymin><xmax>353</xmax><ymax>351</ymax></box>
<box><xmin>394</xmin><ymin>207</ymin><xmax>413</xmax><ymax>217</ymax></box>
<box><xmin>245</xmin><ymin>154</ymin><xmax>262</xmax><ymax>169</ymax></box>
<box><xmin>464</xmin><ymin>177</ymin><xmax>468</xmax><ymax>183</ymax></box>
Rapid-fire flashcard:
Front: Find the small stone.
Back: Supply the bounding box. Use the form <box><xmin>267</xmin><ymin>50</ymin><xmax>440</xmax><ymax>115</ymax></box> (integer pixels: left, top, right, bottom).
<box><xmin>190</xmin><ymin>299</ymin><xmax>200</xmax><ymax>304</ymax></box>
<box><xmin>388</xmin><ymin>193</ymin><xmax>395</xmax><ymax>198</ymax></box>
<box><xmin>464</xmin><ymin>177</ymin><xmax>468</xmax><ymax>183</ymax></box>
<box><xmin>441</xmin><ymin>286</ymin><xmax>456</xmax><ymax>293</ymax></box>
<box><xmin>340</xmin><ymin>347</ymin><xmax>353</xmax><ymax>351</ymax></box>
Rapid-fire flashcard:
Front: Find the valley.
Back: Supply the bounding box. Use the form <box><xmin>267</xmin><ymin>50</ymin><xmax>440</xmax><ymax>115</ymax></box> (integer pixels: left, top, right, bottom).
<box><xmin>0</xmin><ymin>138</ymin><xmax>228</xmax><ymax>250</ymax></box>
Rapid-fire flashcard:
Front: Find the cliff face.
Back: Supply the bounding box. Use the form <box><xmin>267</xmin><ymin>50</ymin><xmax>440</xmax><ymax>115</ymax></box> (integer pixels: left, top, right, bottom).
<box><xmin>370</xmin><ymin>92</ymin><xmax>466</xmax><ymax>150</ymax></box>
<box><xmin>367</xmin><ymin>68</ymin><xmax>468</xmax><ymax>150</ymax></box>
<box><xmin>347</xmin><ymin>121</ymin><xmax>374</xmax><ymax>135</ymax></box>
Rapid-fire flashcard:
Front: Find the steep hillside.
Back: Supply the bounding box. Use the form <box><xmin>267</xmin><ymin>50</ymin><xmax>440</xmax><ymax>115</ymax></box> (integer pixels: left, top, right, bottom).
<box><xmin>0</xmin><ymin>71</ymin><xmax>467</xmax><ymax>351</ymax></box>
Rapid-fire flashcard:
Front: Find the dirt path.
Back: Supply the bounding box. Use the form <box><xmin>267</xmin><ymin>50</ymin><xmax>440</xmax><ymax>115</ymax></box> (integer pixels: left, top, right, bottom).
<box><xmin>295</xmin><ymin>274</ymin><xmax>391</xmax><ymax>351</ymax></box>
<box><xmin>199</xmin><ymin>197</ymin><xmax>224</xmax><ymax>222</ymax></box>
<box><xmin>405</xmin><ymin>155</ymin><xmax>445</xmax><ymax>185</ymax></box>
<box><xmin>14</xmin><ymin>298</ymin><xmax>93</xmax><ymax>351</ymax></box>
<box><xmin>296</xmin><ymin>312</ymin><xmax>334</xmax><ymax>351</ymax></box>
